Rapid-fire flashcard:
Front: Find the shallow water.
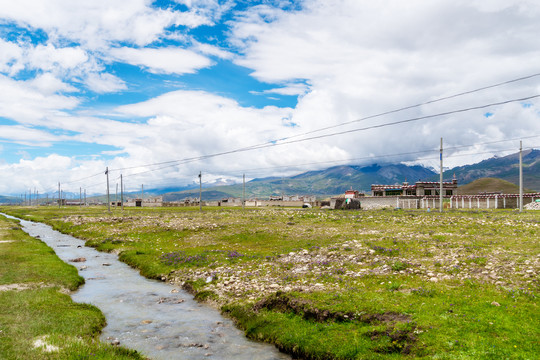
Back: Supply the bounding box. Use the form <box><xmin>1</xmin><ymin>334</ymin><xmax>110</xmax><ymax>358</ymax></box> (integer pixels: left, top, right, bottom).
<box><xmin>4</xmin><ymin>214</ymin><xmax>289</xmax><ymax>360</ymax></box>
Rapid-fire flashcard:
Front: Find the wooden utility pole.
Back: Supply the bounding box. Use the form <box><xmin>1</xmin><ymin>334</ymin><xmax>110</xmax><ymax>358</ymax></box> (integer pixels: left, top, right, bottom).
<box><xmin>58</xmin><ymin>182</ymin><xmax>61</xmax><ymax>208</ymax></box>
<box><xmin>106</xmin><ymin>167</ymin><xmax>110</xmax><ymax>212</ymax></box>
<box><xmin>519</xmin><ymin>140</ymin><xmax>523</xmax><ymax>212</ymax></box>
<box><xmin>80</xmin><ymin>187</ymin><xmax>82</xmax><ymax>209</ymax></box>
<box><xmin>121</xmin><ymin>174</ymin><xmax>124</xmax><ymax>210</ymax></box>
<box><xmin>141</xmin><ymin>184</ymin><xmax>144</xmax><ymax>207</ymax></box>
<box><xmin>243</xmin><ymin>173</ymin><xmax>246</xmax><ymax>210</ymax></box>
<box><xmin>199</xmin><ymin>171</ymin><xmax>202</xmax><ymax>211</ymax></box>
<box><xmin>439</xmin><ymin>137</ymin><xmax>443</xmax><ymax>213</ymax></box>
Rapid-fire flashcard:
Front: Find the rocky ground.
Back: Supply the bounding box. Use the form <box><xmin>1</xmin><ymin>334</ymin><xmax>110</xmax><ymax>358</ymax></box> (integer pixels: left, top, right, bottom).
<box><xmin>62</xmin><ymin>209</ymin><xmax>539</xmax><ymax>305</ymax></box>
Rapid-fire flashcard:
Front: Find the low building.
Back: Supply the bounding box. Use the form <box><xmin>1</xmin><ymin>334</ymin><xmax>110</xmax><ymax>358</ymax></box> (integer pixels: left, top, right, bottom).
<box><xmin>125</xmin><ymin>196</ymin><xmax>163</xmax><ymax>207</ymax></box>
<box><xmin>371</xmin><ymin>177</ymin><xmax>458</xmax><ymax>197</ymax></box>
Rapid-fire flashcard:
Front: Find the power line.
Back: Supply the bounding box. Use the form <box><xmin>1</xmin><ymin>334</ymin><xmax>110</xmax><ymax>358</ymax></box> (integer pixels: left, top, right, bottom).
<box><xmin>108</xmin><ymin>94</ymin><xmax>540</xmax><ymax>174</ymax></box>
<box><xmin>106</xmin><ymin>72</ymin><xmax>540</xmax><ymax>173</ymax></box>
<box><xmin>116</xmin><ymin>134</ymin><xmax>539</xmax><ymax>184</ymax></box>
<box><xmin>272</xmin><ymin>72</ymin><xmax>540</xmax><ymax>142</ymax></box>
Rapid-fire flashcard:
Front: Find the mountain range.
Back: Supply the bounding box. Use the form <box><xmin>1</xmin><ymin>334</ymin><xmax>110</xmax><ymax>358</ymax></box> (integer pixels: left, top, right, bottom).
<box><xmin>162</xmin><ymin>149</ymin><xmax>540</xmax><ymax>201</ymax></box>
<box><xmin>1</xmin><ymin>149</ymin><xmax>538</xmax><ymax>204</ymax></box>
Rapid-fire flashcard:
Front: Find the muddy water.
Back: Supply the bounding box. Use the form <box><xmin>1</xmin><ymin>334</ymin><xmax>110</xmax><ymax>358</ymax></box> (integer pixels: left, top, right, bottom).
<box><xmin>5</xmin><ymin>215</ymin><xmax>289</xmax><ymax>360</ymax></box>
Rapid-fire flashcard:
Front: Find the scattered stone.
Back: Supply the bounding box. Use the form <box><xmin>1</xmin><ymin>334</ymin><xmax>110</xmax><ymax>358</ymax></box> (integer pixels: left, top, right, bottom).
<box><xmin>70</xmin><ymin>257</ymin><xmax>86</xmax><ymax>262</ymax></box>
<box><xmin>33</xmin><ymin>336</ymin><xmax>59</xmax><ymax>353</ymax></box>
<box><xmin>141</xmin><ymin>320</ymin><xmax>153</xmax><ymax>324</ymax></box>
<box><xmin>157</xmin><ymin>297</ymin><xmax>185</xmax><ymax>304</ymax></box>
<box><xmin>181</xmin><ymin>343</ymin><xmax>209</xmax><ymax>349</ymax></box>
<box><xmin>102</xmin><ymin>263</ymin><xmax>111</xmax><ymax>266</ymax></box>
<box><xmin>491</xmin><ymin>301</ymin><xmax>501</xmax><ymax>307</ymax></box>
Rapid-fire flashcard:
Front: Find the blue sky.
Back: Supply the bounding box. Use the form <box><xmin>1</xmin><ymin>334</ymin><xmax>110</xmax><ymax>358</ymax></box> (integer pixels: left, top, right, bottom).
<box><xmin>1</xmin><ymin>0</ymin><xmax>539</xmax><ymax>196</ymax></box>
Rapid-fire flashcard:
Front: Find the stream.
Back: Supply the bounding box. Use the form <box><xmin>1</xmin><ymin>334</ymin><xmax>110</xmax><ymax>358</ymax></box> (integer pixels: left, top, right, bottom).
<box><xmin>3</xmin><ymin>214</ymin><xmax>289</xmax><ymax>360</ymax></box>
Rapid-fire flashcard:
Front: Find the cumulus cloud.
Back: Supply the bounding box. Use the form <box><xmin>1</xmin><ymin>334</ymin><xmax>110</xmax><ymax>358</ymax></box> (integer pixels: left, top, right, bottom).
<box><xmin>0</xmin><ymin>38</ymin><xmax>23</xmax><ymax>74</ymax></box>
<box><xmin>229</xmin><ymin>0</ymin><xmax>540</xmax><ymax>166</ymax></box>
<box><xmin>0</xmin><ymin>125</ymin><xmax>60</xmax><ymax>147</ymax></box>
<box><xmin>85</xmin><ymin>72</ymin><xmax>127</xmax><ymax>93</ymax></box>
<box><xmin>0</xmin><ymin>74</ymin><xmax>79</xmax><ymax>124</ymax></box>
<box><xmin>2</xmin><ymin>0</ymin><xmax>540</xmax><ymax>195</ymax></box>
<box><xmin>110</xmin><ymin>46</ymin><xmax>212</xmax><ymax>74</ymax></box>
<box><xmin>0</xmin><ymin>0</ymin><xmax>211</xmax><ymax>49</ymax></box>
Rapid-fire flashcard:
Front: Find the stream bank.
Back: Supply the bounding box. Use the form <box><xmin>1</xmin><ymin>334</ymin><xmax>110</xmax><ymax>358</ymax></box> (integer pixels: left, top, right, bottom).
<box><xmin>4</xmin><ymin>214</ymin><xmax>289</xmax><ymax>360</ymax></box>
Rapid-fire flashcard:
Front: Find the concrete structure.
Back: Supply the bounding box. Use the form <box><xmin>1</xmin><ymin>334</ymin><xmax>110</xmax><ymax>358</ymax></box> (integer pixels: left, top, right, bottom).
<box><xmin>360</xmin><ymin>193</ymin><xmax>540</xmax><ymax>210</ymax></box>
<box><xmin>125</xmin><ymin>196</ymin><xmax>163</xmax><ymax>207</ymax></box>
<box><xmin>371</xmin><ymin>178</ymin><xmax>458</xmax><ymax>197</ymax></box>
<box><xmin>345</xmin><ymin>190</ymin><xmax>362</xmax><ymax>199</ymax></box>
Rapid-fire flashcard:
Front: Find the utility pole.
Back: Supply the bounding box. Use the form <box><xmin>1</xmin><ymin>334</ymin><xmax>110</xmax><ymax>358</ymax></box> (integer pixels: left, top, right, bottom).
<box><xmin>519</xmin><ymin>140</ymin><xmax>523</xmax><ymax>212</ymax></box>
<box><xmin>141</xmin><ymin>184</ymin><xmax>144</xmax><ymax>207</ymax></box>
<box><xmin>439</xmin><ymin>137</ymin><xmax>443</xmax><ymax>213</ymax></box>
<box><xmin>121</xmin><ymin>174</ymin><xmax>124</xmax><ymax>210</ymax></box>
<box><xmin>243</xmin><ymin>173</ymin><xmax>246</xmax><ymax>210</ymax></box>
<box><xmin>58</xmin><ymin>182</ymin><xmax>61</xmax><ymax>208</ymax></box>
<box><xmin>106</xmin><ymin>167</ymin><xmax>110</xmax><ymax>212</ymax></box>
<box><xmin>199</xmin><ymin>171</ymin><xmax>202</xmax><ymax>211</ymax></box>
<box><xmin>80</xmin><ymin>187</ymin><xmax>82</xmax><ymax>209</ymax></box>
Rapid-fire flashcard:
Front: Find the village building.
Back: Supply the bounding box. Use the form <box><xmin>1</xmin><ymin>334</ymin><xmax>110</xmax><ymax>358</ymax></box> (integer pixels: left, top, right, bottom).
<box><xmin>371</xmin><ymin>178</ymin><xmax>458</xmax><ymax>197</ymax></box>
<box><xmin>344</xmin><ymin>189</ymin><xmax>364</xmax><ymax>199</ymax></box>
<box><xmin>124</xmin><ymin>196</ymin><xmax>163</xmax><ymax>207</ymax></box>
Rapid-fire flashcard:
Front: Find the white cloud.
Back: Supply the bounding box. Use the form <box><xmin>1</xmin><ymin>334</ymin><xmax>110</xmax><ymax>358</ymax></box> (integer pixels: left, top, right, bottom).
<box><xmin>174</xmin><ymin>0</ymin><xmax>234</xmax><ymax>22</ymax></box>
<box><xmin>28</xmin><ymin>73</ymin><xmax>78</xmax><ymax>94</ymax></box>
<box><xmin>0</xmin><ymin>0</ymin><xmax>212</xmax><ymax>49</ymax></box>
<box><xmin>229</xmin><ymin>0</ymin><xmax>540</xmax><ymax>166</ymax></box>
<box><xmin>0</xmin><ymin>39</ymin><xmax>23</xmax><ymax>74</ymax></box>
<box><xmin>191</xmin><ymin>41</ymin><xmax>234</xmax><ymax>60</ymax></box>
<box><xmin>110</xmin><ymin>46</ymin><xmax>212</xmax><ymax>74</ymax></box>
<box><xmin>85</xmin><ymin>72</ymin><xmax>126</xmax><ymax>93</ymax></box>
<box><xmin>26</xmin><ymin>44</ymin><xmax>89</xmax><ymax>72</ymax></box>
<box><xmin>2</xmin><ymin>0</ymin><xmax>540</xmax><ymax>195</ymax></box>
<box><xmin>0</xmin><ymin>125</ymin><xmax>60</xmax><ymax>147</ymax></box>
<box><xmin>0</xmin><ymin>74</ymin><xmax>79</xmax><ymax>124</ymax></box>
<box><xmin>254</xmin><ymin>83</ymin><xmax>310</xmax><ymax>96</ymax></box>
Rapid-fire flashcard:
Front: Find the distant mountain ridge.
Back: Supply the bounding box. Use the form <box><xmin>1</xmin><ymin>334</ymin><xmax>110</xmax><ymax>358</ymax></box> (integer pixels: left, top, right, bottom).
<box><xmin>2</xmin><ymin>150</ymin><xmax>538</xmax><ymax>202</ymax></box>
<box><xmin>442</xmin><ymin>149</ymin><xmax>540</xmax><ymax>191</ymax></box>
<box><xmin>163</xmin><ymin>149</ymin><xmax>538</xmax><ymax>201</ymax></box>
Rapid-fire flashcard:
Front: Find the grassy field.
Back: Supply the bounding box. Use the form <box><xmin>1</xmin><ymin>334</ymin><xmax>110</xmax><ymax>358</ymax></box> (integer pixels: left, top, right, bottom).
<box><xmin>0</xmin><ymin>213</ymin><xmax>145</xmax><ymax>359</ymax></box>
<box><xmin>0</xmin><ymin>205</ymin><xmax>538</xmax><ymax>359</ymax></box>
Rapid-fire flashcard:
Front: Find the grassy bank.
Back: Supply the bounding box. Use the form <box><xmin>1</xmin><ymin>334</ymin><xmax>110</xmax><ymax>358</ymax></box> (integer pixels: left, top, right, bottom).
<box><xmin>0</xmin><ymin>214</ymin><xmax>144</xmax><ymax>359</ymax></box>
<box><xmin>1</xmin><ymin>206</ymin><xmax>538</xmax><ymax>359</ymax></box>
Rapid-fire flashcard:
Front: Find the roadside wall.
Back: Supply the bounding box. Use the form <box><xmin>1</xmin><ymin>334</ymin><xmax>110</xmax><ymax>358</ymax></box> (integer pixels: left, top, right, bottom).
<box><xmin>360</xmin><ymin>194</ymin><xmax>540</xmax><ymax>210</ymax></box>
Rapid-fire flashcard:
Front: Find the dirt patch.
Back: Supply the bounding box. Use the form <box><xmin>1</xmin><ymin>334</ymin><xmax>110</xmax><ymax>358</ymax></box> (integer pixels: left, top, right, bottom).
<box><xmin>368</xmin><ymin>327</ymin><xmax>418</xmax><ymax>354</ymax></box>
<box><xmin>253</xmin><ymin>292</ymin><xmax>411</xmax><ymax>324</ymax></box>
<box><xmin>0</xmin><ymin>283</ymin><xmax>35</xmax><ymax>292</ymax></box>
<box><xmin>0</xmin><ymin>283</ymin><xmax>69</xmax><ymax>293</ymax></box>
<box><xmin>33</xmin><ymin>335</ymin><xmax>60</xmax><ymax>353</ymax></box>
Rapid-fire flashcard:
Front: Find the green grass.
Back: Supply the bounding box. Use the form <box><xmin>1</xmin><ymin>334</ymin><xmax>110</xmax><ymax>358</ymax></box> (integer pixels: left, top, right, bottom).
<box><xmin>0</xmin><ymin>214</ymin><xmax>144</xmax><ymax>360</ymax></box>
<box><xmin>1</xmin><ymin>205</ymin><xmax>538</xmax><ymax>359</ymax></box>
